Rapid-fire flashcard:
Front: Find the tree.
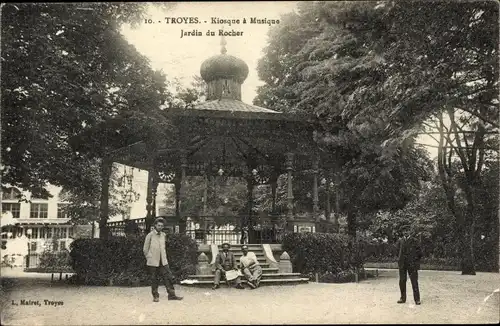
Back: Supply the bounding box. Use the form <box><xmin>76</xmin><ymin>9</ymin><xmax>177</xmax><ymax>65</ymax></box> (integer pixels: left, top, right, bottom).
<box><xmin>254</xmin><ymin>0</ymin><xmax>498</xmax><ymax>274</ymax></box>
<box><xmin>58</xmin><ymin>160</ymin><xmax>141</xmax><ymax>225</ymax></box>
<box><xmin>255</xmin><ymin>1</ymin><xmax>434</xmax><ymax>238</ymax></box>
<box><xmin>1</xmin><ymin>3</ymin><xmax>175</xmax><ymax>198</ymax></box>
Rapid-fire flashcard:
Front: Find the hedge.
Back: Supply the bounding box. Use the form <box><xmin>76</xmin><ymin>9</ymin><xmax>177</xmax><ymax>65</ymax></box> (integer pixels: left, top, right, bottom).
<box><xmin>358</xmin><ymin>239</ymin><xmax>498</xmax><ymax>272</ymax></box>
<box><xmin>282</xmin><ymin>232</ymin><xmax>363</xmax><ymax>282</ymax></box>
<box><xmin>69</xmin><ymin>234</ymin><xmax>197</xmax><ymax>286</ymax></box>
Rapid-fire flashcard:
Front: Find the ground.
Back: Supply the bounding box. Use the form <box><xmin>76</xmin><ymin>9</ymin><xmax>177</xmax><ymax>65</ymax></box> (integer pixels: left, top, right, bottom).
<box><xmin>1</xmin><ymin>268</ymin><xmax>499</xmax><ymax>325</ymax></box>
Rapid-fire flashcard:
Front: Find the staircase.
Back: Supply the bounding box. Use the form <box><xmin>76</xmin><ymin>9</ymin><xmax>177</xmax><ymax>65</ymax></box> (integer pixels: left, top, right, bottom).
<box><xmin>183</xmin><ymin>244</ymin><xmax>309</xmax><ymax>287</ymax></box>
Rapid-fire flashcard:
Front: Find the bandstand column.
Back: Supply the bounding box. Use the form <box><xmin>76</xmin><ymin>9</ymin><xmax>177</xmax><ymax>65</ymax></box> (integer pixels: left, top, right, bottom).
<box><xmin>145</xmin><ymin>169</ymin><xmax>157</xmax><ymax>233</ymax></box>
<box><xmin>246</xmin><ymin>177</ymin><xmax>255</xmax><ymax>218</ymax></box>
<box><xmin>178</xmin><ymin>150</ymin><xmax>188</xmax><ymax>234</ymax></box>
<box><xmin>202</xmin><ymin>169</ymin><xmax>208</xmax><ymax>216</ymax></box>
<box><xmin>270</xmin><ymin>174</ymin><xmax>278</xmax><ymax>215</ymax></box>
<box><xmin>312</xmin><ymin>154</ymin><xmax>320</xmax><ymax>222</ymax></box>
<box><xmin>151</xmin><ymin>171</ymin><xmax>159</xmax><ymax>218</ymax></box>
<box><xmin>99</xmin><ymin>158</ymin><xmax>112</xmax><ymax>239</ymax></box>
<box><xmin>174</xmin><ymin>180</ymin><xmax>181</xmax><ymax>219</ymax></box>
<box><xmin>285</xmin><ymin>153</ymin><xmax>294</xmax><ymax>221</ymax></box>
<box><xmin>333</xmin><ymin>162</ymin><xmax>341</xmax><ymax>231</ymax></box>
<box><xmin>325</xmin><ymin>171</ymin><xmax>331</xmax><ymax>221</ymax></box>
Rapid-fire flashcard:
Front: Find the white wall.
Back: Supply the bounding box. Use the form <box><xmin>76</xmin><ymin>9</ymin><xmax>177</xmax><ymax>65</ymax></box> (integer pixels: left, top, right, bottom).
<box><xmin>108</xmin><ymin>163</ymin><xmax>174</xmax><ymax>222</ymax></box>
<box><xmin>1</xmin><ymin>184</ymin><xmax>69</xmax><ymax>223</ymax></box>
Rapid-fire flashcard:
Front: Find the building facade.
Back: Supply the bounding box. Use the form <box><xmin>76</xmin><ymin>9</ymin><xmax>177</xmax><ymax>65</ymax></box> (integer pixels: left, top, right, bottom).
<box><xmin>1</xmin><ymin>162</ymin><xmax>172</xmax><ymax>259</ymax></box>
<box><xmin>1</xmin><ymin>185</ymin><xmax>75</xmax><ymax>254</ymax></box>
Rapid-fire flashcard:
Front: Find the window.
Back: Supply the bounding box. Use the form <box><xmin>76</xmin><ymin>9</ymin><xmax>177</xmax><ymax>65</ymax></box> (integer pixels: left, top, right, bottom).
<box><xmin>57</xmin><ymin>203</ymin><xmax>69</xmax><ymax>219</ymax></box>
<box><xmin>54</xmin><ymin>228</ymin><xmax>61</xmax><ymax>239</ymax></box>
<box><xmin>68</xmin><ymin>227</ymin><xmax>74</xmax><ymax>238</ymax></box>
<box><xmin>40</xmin><ymin>228</ymin><xmax>46</xmax><ymax>239</ymax></box>
<box><xmin>123</xmin><ymin>207</ymin><xmax>131</xmax><ymax>220</ymax></box>
<box><xmin>31</xmin><ymin>228</ymin><xmax>39</xmax><ymax>239</ymax></box>
<box><xmin>59</xmin><ymin>241</ymin><xmax>66</xmax><ymax>250</ymax></box>
<box><xmin>60</xmin><ymin>228</ymin><xmax>68</xmax><ymax>239</ymax></box>
<box><xmin>30</xmin><ymin>242</ymin><xmax>37</xmax><ymax>252</ymax></box>
<box><xmin>30</xmin><ymin>203</ymin><xmax>48</xmax><ymax>218</ymax></box>
<box><xmin>46</xmin><ymin>227</ymin><xmax>52</xmax><ymax>238</ymax></box>
<box><xmin>53</xmin><ymin>241</ymin><xmax>59</xmax><ymax>251</ymax></box>
<box><xmin>2</xmin><ymin>203</ymin><xmax>20</xmax><ymax>218</ymax></box>
<box><xmin>2</xmin><ymin>187</ymin><xmax>21</xmax><ymax>200</ymax></box>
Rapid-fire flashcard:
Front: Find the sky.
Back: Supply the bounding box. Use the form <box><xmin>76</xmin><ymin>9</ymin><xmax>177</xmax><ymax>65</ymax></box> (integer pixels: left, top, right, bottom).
<box><xmin>121</xmin><ymin>1</ymin><xmax>438</xmax><ymax>157</ymax></box>
<box><xmin>121</xmin><ymin>1</ymin><xmax>298</xmax><ymax>103</ymax></box>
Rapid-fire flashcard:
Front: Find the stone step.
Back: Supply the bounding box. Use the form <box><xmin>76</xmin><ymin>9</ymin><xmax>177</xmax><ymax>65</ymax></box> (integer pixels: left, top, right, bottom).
<box><xmin>234</xmin><ymin>257</ymin><xmax>268</xmax><ymax>263</ymax></box>
<box><xmin>232</xmin><ymin>251</ymin><xmax>265</xmax><ymax>254</ymax></box>
<box><xmin>188</xmin><ymin>272</ymin><xmax>301</xmax><ymax>279</ymax></box>
<box><xmin>214</xmin><ymin>262</ymin><xmax>271</xmax><ymax>268</ymax></box>
<box><xmin>232</xmin><ymin>252</ymin><xmax>266</xmax><ymax>256</ymax></box>
<box><xmin>221</xmin><ymin>243</ymin><xmax>262</xmax><ymax>250</ymax></box>
<box><xmin>224</xmin><ymin>249</ymin><xmax>264</xmax><ymax>253</ymax></box>
<box><xmin>181</xmin><ymin>278</ymin><xmax>309</xmax><ymax>286</ymax></box>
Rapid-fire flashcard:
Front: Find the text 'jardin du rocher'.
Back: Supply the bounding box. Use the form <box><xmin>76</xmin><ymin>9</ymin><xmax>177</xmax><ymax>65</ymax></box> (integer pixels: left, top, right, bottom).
<box><xmin>142</xmin><ymin>16</ymin><xmax>281</xmax><ymax>38</ymax></box>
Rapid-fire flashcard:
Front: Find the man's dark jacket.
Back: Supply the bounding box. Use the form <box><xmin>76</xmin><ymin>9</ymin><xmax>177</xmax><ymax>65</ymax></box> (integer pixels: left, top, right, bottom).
<box><xmin>214</xmin><ymin>251</ymin><xmax>237</xmax><ymax>271</ymax></box>
<box><xmin>396</xmin><ymin>236</ymin><xmax>423</xmax><ymax>270</ymax></box>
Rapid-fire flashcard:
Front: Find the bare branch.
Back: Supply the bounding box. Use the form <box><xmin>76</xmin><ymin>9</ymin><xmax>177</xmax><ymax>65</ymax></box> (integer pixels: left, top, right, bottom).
<box><xmin>454</xmin><ymin>106</ymin><xmax>499</xmax><ymax>128</ymax></box>
<box><xmin>447</xmin><ymin>107</ymin><xmax>470</xmax><ymax>173</ymax></box>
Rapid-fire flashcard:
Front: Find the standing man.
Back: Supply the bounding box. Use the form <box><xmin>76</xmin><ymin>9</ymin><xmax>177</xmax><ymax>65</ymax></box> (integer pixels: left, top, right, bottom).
<box><xmin>240</xmin><ymin>244</ymin><xmax>263</xmax><ymax>289</ymax></box>
<box><xmin>143</xmin><ymin>217</ymin><xmax>183</xmax><ymax>302</ymax></box>
<box><xmin>212</xmin><ymin>242</ymin><xmax>244</xmax><ymax>290</ymax></box>
<box><xmin>397</xmin><ymin>225</ymin><xmax>423</xmax><ymax>305</ymax></box>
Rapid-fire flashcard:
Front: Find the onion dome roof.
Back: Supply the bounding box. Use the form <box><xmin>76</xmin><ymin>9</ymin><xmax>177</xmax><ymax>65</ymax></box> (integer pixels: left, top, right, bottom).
<box><xmin>200</xmin><ymin>36</ymin><xmax>249</xmax><ymax>83</ymax></box>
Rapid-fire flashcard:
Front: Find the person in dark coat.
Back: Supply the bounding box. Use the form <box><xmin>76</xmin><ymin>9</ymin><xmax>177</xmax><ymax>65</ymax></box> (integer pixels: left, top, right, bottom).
<box><xmin>396</xmin><ymin>225</ymin><xmax>423</xmax><ymax>305</ymax></box>
<box><xmin>212</xmin><ymin>242</ymin><xmax>244</xmax><ymax>290</ymax></box>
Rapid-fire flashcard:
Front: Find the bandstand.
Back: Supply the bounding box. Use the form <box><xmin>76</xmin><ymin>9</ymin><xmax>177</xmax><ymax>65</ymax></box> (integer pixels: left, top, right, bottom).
<box><xmin>93</xmin><ymin>38</ymin><xmax>342</xmax><ymax>244</ymax></box>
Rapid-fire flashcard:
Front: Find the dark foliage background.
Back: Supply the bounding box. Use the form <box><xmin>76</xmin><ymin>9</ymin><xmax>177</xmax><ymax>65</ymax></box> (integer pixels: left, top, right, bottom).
<box><xmin>69</xmin><ymin>234</ymin><xmax>197</xmax><ymax>286</ymax></box>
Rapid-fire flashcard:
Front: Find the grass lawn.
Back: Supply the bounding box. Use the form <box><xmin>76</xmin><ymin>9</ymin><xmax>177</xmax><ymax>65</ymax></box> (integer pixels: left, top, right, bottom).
<box><xmin>1</xmin><ymin>268</ymin><xmax>498</xmax><ymax>325</ymax></box>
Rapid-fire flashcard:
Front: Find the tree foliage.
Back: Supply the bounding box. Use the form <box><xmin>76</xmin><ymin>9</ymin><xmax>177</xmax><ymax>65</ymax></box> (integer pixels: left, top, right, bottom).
<box><xmin>255</xmin><ymin>1</ymin><xmax>439</xmax><ymax>234</ymax></box>
<box><xmin>1</xmin><ymin>3</ymin><xmax>175</xmax><ymax>198</ymax></box>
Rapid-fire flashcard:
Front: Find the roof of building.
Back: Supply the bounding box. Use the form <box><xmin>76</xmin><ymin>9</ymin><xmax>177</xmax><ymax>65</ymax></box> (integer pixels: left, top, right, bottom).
<box><xmin>200</xmin><ymin>36</ymin><xmax>249</xmax><ymax>83</ymax></box>
<box><xmin>191</xmin><ymin>99</ymin><xmax>280</xmax><ymax>114</ymax></box>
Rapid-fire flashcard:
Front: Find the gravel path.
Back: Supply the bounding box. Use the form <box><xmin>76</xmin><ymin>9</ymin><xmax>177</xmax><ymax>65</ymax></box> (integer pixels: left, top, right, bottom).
<box><xmin>1</xmin><ymin>268</ymin><xmax>498</xmax><ymax>325</ymax></box>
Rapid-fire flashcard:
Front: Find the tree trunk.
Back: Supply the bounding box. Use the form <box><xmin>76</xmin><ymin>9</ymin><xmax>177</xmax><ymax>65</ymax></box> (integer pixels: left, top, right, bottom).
<box><xmin>347</xmin><ymin>210</ymin><xmax>356</xmax><ymax>239</ymax></box>
<box><xmin>460</xmin><ymin>192</ymin><xmax>476</xmax><ymax>275</ymax></box>
<box><xmin>436</xmin><ymin>111</ymin><xmax>477</xmax><ymax>275</ymax></box>
<box><xmin>99</xmin><ymin>159</ymin><xmax>112</xmax><ymax>239</ymax></box>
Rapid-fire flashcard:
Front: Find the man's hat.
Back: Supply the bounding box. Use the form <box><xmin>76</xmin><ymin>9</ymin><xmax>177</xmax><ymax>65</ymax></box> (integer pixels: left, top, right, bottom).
<box><xmin>221</xmin><ymin>242</ymin><xmax>230</xmax><ymax>248</ymax></box>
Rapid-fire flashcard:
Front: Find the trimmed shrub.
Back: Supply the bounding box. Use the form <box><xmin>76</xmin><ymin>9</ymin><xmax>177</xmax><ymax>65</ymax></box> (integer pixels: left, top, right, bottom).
<box><xmin>69</xmin><ymin>234</ymin><xmax>197</xmax><ymax>286</ymax></box>
<box><xmin>282</xmin><ymin>232</ymin><xmax>363</xmax><ymax>279</ymax></box>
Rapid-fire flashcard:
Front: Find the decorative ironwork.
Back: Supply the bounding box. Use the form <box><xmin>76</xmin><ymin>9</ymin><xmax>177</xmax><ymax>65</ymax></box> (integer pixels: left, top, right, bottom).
<box><xmin>251</xmin><ymin>164</ymin><xmax>274</xmax><ymax>185</ymax></box>
<box><xmin>157</xmin><ymin>161</ymin><xmax>176</xmax><ymax>183</ymax></box>
<box><xmin>158</xmin><ymin>171</ymin><xmax>176</xmax><ymax>183</ymax></box>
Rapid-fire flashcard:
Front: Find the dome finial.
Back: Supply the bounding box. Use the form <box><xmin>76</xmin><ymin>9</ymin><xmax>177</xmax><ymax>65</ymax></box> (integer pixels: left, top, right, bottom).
<box><xmin>220</xmin><ymin>33</ymin><xmax>227</xmax><ymax>54</ymax></box>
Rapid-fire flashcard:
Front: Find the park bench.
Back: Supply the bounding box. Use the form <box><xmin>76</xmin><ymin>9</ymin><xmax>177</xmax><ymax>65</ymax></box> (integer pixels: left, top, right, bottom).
<box><xmin>24</xmin><ymin>266</ymin><xmax>74</xmax><ymax>282</ymax></box>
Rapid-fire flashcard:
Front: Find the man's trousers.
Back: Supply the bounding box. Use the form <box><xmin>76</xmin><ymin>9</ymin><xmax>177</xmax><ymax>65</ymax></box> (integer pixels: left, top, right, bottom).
<box><xmin>243</xmin><ymin>265</ymin><xmax>263</xmax><ymax>286</ymax></box>
<box><xmin>214</xmin><ymin>268</ymin><xmax>241</xmax><ymax>287</ymax></box>
<box><xmin>399</xmin><ymin>266</ymin><xmax>420</xmax><ymax>302</ymax></box>
<box><xmin>149</xmin><ymin>265</ymin><xmax>176</xmax><ymax>298</ymax></box>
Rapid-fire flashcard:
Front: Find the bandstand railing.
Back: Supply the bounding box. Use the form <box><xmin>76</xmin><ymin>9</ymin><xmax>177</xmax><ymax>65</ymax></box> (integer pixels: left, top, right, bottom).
<box><xmin>108</xmin><ymin>218</ymin><xmax>148</xmax><ymax>237</ymax></box>
<box><xmin>107</xmin><ymin>215</ymin><xmax>288</xmax><ymax>244</ymax></box>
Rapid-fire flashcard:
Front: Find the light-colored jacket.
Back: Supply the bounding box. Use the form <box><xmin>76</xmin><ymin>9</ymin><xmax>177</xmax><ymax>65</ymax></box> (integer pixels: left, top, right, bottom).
<box><xmin>240</xmin><ymin>252</ymin><xmax>259</xmax><ymax>269</ymax></box>
<box><xmin>143</xmin><ymin>230</ymin><xmax>168</xmax><ymax>267</ymax></box>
